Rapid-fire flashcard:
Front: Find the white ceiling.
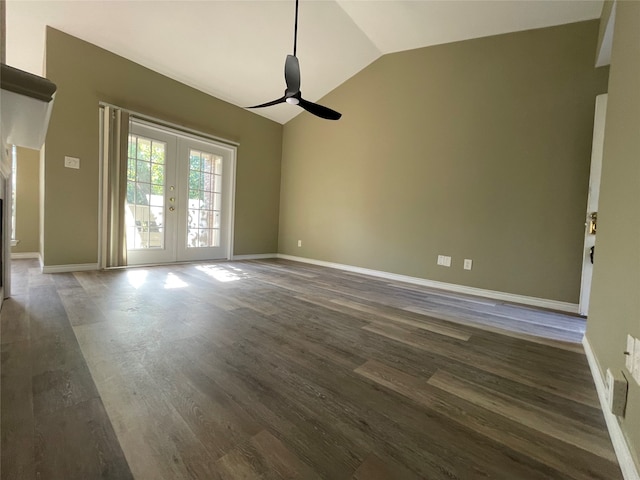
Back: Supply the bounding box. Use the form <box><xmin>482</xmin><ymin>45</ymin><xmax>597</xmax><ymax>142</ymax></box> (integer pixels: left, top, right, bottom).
<box><xmin>6</xmin><ymin>0</ymin><xmax>603</xmax><ymax>124</ymax></box>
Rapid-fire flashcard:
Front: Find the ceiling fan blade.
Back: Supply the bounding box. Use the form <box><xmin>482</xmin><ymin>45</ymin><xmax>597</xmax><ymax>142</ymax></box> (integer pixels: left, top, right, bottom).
<box><xmin>298</xmin><ymin>97</ymin><xmax>342</xmax><ymax>120</ymax></box>
<box><xmin>285</xmin><ymin>55</ymin><xmax>300</xmax><ymax>95</ymax></box>
<box><xmin>246</xmin><ymin>96</ymin><xmax>287</xmax><ymax>109</ymax></box>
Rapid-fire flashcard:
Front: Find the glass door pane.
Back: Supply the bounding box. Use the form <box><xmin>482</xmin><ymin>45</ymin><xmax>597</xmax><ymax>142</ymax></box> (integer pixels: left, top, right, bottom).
<box><xmin>176</xmin><ymin>136</ymin><xmax>233</xmax><ymax>262</ymax></box>
<box><xmin>126</xmin><ymin>134</ymin><xmax>166</xmax><ymax>249</ymax></box>
<box><xmin>186</xmin><ymin>149</ymin><xmax>222</xmax><ymax>248</ymax></box>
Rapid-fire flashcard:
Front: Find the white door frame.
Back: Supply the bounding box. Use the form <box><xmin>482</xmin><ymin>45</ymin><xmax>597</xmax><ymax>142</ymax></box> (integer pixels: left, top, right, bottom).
<box><xmin>0</xmin><ymin>143</ymin><xmax>13</xmax><ymax>303</ymax></box>
<box><xmin>98</xmin><ymin>107</ymin><xmax>237</xmax><ymax>268</ymax></box>
<box><xmin>578</xmin><ymin>94</ymin><xmax>607</xmax><ymax>316</ymax></box>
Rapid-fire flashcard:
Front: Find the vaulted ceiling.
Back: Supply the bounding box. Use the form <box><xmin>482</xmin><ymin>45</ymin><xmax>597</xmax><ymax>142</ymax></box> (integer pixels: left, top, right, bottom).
<box><xmin>6</xmin><ymin>0</ymin><xmax>603</xmax><ymax>124</ymax></box>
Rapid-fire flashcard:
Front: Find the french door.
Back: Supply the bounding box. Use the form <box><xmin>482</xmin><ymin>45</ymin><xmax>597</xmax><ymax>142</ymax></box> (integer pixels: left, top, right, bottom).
<box><xmin>125</xmin><ymin>121</ymin><xmax>234</xmax><ymax>265</ymax></box>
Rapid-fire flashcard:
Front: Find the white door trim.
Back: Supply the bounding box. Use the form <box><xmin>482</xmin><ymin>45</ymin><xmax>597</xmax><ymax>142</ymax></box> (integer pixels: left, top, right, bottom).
<box><xmin>98</xmin><ymin>107</ymin><xmax>237</xmax><ymax>267</ymax></box>
<box><xmin>98</xmin><ymin>101</ymin><xmax>239</xmax><ymax>148</ymax></box>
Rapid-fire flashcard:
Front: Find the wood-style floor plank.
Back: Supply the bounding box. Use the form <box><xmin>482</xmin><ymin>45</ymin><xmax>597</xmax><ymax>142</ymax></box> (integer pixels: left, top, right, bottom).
<box><xmin>215</xmin><ymin>430</ymin><xmax>321</xmax><ymax>480</ymax></box>
<box><xmin>1</xmin><ymin>340</ymin><xmax>36</xmax><ymax>480</ymax></box>
<box><xmin>0</xmin><ymin>258</ymin><xmax>622</xmax><ymax>480</ymax></box>
<box><xmin>354</xmin><ymin>360</ymin><xmax>619</xmax><ymax>480</ymax></box>
<box><xmin>363</xmin><ymin>321</ymin><xmax>599</xmax><ymax>407</ymax></box>
<box><xmin>0</xmin><ymin>296</ymin><xmax>30</xmax><ymax>345</ymax></box>
<box><xmin>1</xmin><ymin>261</ymin><xmax>134</xmax><ymax>480</ymax></box>
<box><xmin>34</xmin><ymin>398</ymin><xmax>134</xmax><ymax>480</ymax></box>
<box><xmin>427</xmin><ymin>369</ymin><xmax>616</xmax><ymax>462</ymax></box>
<box><xmin>351</xmin><ymin>453</ymin><xmax>420</xmax><ymax>480</ymax></box>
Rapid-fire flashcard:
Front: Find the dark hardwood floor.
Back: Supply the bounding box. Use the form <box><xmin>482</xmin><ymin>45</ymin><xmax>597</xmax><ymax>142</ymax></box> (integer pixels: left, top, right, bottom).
<box><xmin>1</xmin><ymin>258</ymin><xmax>622</xmax><ymax>479</ymax></box>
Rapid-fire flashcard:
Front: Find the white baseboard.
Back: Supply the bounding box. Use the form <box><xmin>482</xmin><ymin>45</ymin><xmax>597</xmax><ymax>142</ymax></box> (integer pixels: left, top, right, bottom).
<box><xmin>232</xmin><ymin>253</ymin><xmax>278</xmax><ymax>260</ymax></box>
<box><xmin>582</xmin><ymin>336</ymin><xmax>640</xmax><ymax>480</ymax></box>
<box><xmin>277</xmin><ymin>254</ymin><xmax>578</xmax><ymax>313</ymax></box>
<box><xmin>41</xmin><ymin>263</ymin><xmax>99</xmax><ymax>274</ymax></box>
<box><xmin>11</xmin><ymin>252</ymin><xmax>41</xmax><ymax>260</ymax></box>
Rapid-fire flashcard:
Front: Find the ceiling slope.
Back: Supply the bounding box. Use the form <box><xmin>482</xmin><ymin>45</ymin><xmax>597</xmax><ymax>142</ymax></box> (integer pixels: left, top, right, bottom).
<box><xmin>6</xmin><ymin>0</ymin><xmax>603</xmax><ymax>124</ymax></box>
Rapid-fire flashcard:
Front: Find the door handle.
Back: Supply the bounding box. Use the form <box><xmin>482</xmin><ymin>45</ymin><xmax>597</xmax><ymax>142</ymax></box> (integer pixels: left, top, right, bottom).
<box><xmin>169</xmin><ymin>206</ymin><xmax>175</xmax><ymax>212</ymax></box>
<box><xmin>587</xmin><ymin>212</ymin><xmax>597</xmax><ymax>234</ymax></box>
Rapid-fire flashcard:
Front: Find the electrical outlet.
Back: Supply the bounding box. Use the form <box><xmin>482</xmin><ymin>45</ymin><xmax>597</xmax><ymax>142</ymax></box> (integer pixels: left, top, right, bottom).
<box><xmin>297</xmin><ymin>240</ymin><xmax>302</xmax><ymax>247</ymax></box>
<box><xmin>64</xmin><ymin>156</ymin><xmax>80</xmax><ymax>169</ymax></box>
<box><xmin>626</xmin><ymin>335</ymin><xmax>635</xmax><ymax>373</ymax></box>
<box><xmin>437</xmin><ymin>255</ymin><xmax>451</xmax><ymax>267</ymax></box>
<box><xmin>633</xmin><ymin>338</ymin><xmax>640</xmax><ymax>385</ymax></box>
<box><xmin>463</xmin><ymin>259</ymin><xmax>473</xmax><ymax>270</ymax></box>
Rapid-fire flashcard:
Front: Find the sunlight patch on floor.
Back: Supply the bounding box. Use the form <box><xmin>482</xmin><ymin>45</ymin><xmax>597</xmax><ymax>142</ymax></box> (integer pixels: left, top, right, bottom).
<box><xmin>164</xmin><ymin>272</ymin><xmax>189</xmax><ymax>289</ymax></box>
<box><xmin>196</xmin><ymin>264</ymin><xmax>247</xmax><ymax>282</ymax></box>
<box><xmin>126</xmin><ymin>269</ymin><xmax>148</xmax><ymax>289</ymax></box>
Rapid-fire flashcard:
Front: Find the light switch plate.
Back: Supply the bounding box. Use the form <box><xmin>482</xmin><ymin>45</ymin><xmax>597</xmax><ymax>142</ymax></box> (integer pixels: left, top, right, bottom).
<box><xmin>464</xmin><ymin>259</ymin><xmax>473</xmax><ymax>270</ymax></box>
<box><xmin>626</xmin><ymin>335</ymin><xmax>635</xmax><ymax>373</ymax></box>
<box><xmin>64</xmin><ymin>156</ymin><xmax>80</xmax><ymax>169</ymax></box>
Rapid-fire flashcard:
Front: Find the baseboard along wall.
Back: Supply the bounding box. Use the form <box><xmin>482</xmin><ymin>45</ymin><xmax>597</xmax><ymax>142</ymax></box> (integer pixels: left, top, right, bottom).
<box><xmin>41</xmin><ymin>263</ymin><xmax>99</xmax><ymax>274</ymax></box>
<box><xmin>11</xmin><ymin>252</ymin><xmax>41</xmax><ymax>260</ymax></box>
<box><xmin>582</xmin><ymin>336</ymin><xmax>640</xmax><ymax>480</ymax></box>
<box><xmin>276</xmin><ymin>254</ymin><xmax>579</xmax><ymax>314</ymax></box>
<box><xmin>231</xmin><ymin>253</ymin><xmax>278</xmax><ymax>260</ymax></box>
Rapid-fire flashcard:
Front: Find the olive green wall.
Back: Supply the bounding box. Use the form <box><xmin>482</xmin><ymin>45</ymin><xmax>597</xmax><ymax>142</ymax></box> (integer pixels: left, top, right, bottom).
<box><xmin>43</xmin><ymin>28</ymin><xmax>282</xmax><ymax>266</ymax></box>
<box><xmin>587</xmin><ymin>0</ymin><xmax>640</xmax><ymax>469</ymax></box>
<box><xmin>12</xmin><ymin>147</ymin><xmax>40</xmax><ymax>253</ymax></box>
<box><xmin>279</xmin><ymin>20</ymin><xmax>608</xmax><ymax>303</ymax></box>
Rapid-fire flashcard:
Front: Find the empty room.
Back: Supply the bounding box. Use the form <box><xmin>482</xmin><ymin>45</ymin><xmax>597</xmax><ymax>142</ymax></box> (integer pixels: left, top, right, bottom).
<box><xmin>1</xmin><ymin>0</ymin><xmax>638</xmax><ymax>479</ymax></box>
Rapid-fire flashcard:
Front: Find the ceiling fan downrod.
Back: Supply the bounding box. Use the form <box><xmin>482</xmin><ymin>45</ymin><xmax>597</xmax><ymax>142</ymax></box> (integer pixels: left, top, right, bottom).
<box><xmin>246</xmin><ymin>0</ymin><xmax>342</xmax><ymax>120</ymax></box>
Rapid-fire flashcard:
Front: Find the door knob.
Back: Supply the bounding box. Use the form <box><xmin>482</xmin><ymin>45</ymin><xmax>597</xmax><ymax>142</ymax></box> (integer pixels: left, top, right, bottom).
<box><xmin>169</xmin><ymin>206</ymin><xmax>175</xmax><ymax>212</ymax></box>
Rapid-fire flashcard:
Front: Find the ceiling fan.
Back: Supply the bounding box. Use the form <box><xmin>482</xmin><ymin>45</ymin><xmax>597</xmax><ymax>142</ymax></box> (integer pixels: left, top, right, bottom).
<box><xmin>247</xmin><ymin>0</ymin><xmax>342</xmax><ymax>120</ymax></box>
